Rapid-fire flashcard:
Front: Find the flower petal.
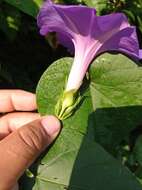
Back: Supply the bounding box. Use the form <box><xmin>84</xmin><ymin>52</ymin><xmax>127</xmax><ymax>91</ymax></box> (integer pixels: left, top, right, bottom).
<box><xmin>57</xmin><ymin>33</ymin><xmax>74</xmax><ymax>53</ymax></box>
<box><xmin>37</xmin><ymin>0</ymin><xmax>96</xmax><ymax>37</ymax></box>
<box><xmin>37</xmin><ymin>2</ymin><xmax>139</xmax><ymax>60</ymax></box>
<box><xmin>98</xmin><ymin>27</ymin><xmax>141</xmax><ymax>60</ymax></box>
<box><xmin>95</xmin><ymin>13</ymin><xmax>130</xmax><ymax>37</ymax></box>
<box><xmin>37</xmin><ymin>1</ymin><xmax>142</xmax><ymax>91</ymax></box>
<box><xmin>139</xmin><ymin>50</ymin><xmax>142</xmax><ymax>59</ymax></box>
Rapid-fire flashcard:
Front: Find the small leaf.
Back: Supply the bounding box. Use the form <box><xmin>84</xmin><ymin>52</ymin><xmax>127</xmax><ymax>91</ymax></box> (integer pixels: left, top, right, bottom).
<box><xmin>26</xmin><ymin>169</ymin><xmax>34</xmax><ymax>178</ymax></box>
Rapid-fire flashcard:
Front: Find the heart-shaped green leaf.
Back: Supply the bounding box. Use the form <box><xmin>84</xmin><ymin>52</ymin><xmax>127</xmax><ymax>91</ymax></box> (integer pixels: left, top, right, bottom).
<box><xmin>90</xmin><ymin>53</ymin><xmax>142</xmax><ymax>151</ymax></box>
<box><xmin>30</xmin><ymin>53</ymin><xmax>142</xmax><ymax>189</ymax></box>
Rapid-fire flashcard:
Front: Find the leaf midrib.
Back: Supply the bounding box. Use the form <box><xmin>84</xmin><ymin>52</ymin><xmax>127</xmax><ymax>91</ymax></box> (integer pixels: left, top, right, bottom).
<box><xmin>39</xmin><ymin>148</ymin><xmax>78</xmax><ymax>174</ymax></box>
<box><xmin>36</xmin><ymin>176</ymin><xmax>89</xmax><ymax>190</ymax></box>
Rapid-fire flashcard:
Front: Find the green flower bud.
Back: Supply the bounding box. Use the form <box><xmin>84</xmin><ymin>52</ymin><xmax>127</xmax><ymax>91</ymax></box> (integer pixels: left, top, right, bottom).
<box><xmin>55</xmin><ymin>89</ymin><xmax>81</xmax><ymax>120</ymax></box>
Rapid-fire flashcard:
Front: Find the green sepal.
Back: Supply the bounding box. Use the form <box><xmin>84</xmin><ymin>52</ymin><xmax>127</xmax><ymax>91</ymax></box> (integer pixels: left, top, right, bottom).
<box><xmin>55</xmin><ymin>89</ymin><xmax>81</xmax><ymax>120</ymax></box>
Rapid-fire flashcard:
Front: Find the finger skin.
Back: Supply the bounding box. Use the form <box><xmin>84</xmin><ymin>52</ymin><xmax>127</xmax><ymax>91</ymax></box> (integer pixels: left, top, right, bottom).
<box><xmin>0</xmin><ymin>112</ymin><xmax>40</xmax><ymax>140</ymax></box>
<box><xmin>0</xmin><ymin>116</ymin><xmax>61</xmax><ymax>190</ymax></box>
<box><xmin>0</xmin><ymin>90</ymin><xmax>37</xmax><ymax>113</ymax></box>
<box><xmin>12</xmin><ymin>184</ymin><xmax>18</xmax><ymax>190</ymax></box>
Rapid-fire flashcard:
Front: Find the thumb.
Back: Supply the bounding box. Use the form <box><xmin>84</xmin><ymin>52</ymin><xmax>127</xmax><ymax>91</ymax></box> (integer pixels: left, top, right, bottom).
<box><xmin>0</xmin><ymin>115</ymin><xmax>61</xmax><ymax>190</ymax></box>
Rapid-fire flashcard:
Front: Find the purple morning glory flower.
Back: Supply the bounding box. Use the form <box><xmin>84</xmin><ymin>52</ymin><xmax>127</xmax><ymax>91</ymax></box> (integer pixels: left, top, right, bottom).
<box><xmin>37</xmin><ymin>0</ymin><xmax>142</xmax><ymax>92</ymax></box>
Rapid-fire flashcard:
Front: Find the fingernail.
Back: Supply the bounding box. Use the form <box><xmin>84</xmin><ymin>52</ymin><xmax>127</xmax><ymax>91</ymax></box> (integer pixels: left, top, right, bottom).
<box><xmin>41</xmin><ymin>115</ymin><xmax>61</xmax><ymax>136</ymax></box>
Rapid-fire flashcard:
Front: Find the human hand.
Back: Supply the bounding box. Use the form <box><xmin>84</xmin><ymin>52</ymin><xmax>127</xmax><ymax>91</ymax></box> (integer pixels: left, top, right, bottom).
<box><xmin>0</xmin><ymin>90</ymin><xmax>61</xmax><ymax>190</ymax></box>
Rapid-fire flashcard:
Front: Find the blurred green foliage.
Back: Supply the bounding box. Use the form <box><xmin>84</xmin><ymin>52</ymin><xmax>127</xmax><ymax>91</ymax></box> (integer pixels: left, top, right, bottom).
<box><xmin>0</xmin><ymin>0</ymin><xmax>69</xmax><ymax>91</ymax></box>
<box><xmin>0</xmin><ymin>3</ymin><xmax>21</xmax><ymax>41</ymax></box>
<box><xmin>4</xmin><ymin>0</ymin><xmax>43</xmax><ymax>17</ymax></box>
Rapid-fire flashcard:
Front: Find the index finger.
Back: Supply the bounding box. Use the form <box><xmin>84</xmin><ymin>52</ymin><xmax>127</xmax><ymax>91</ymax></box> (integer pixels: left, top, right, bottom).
<box><xmin>0</xmin><ymin>90</ymin><xmax>37</xmax><ymax>113</ymax></box>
